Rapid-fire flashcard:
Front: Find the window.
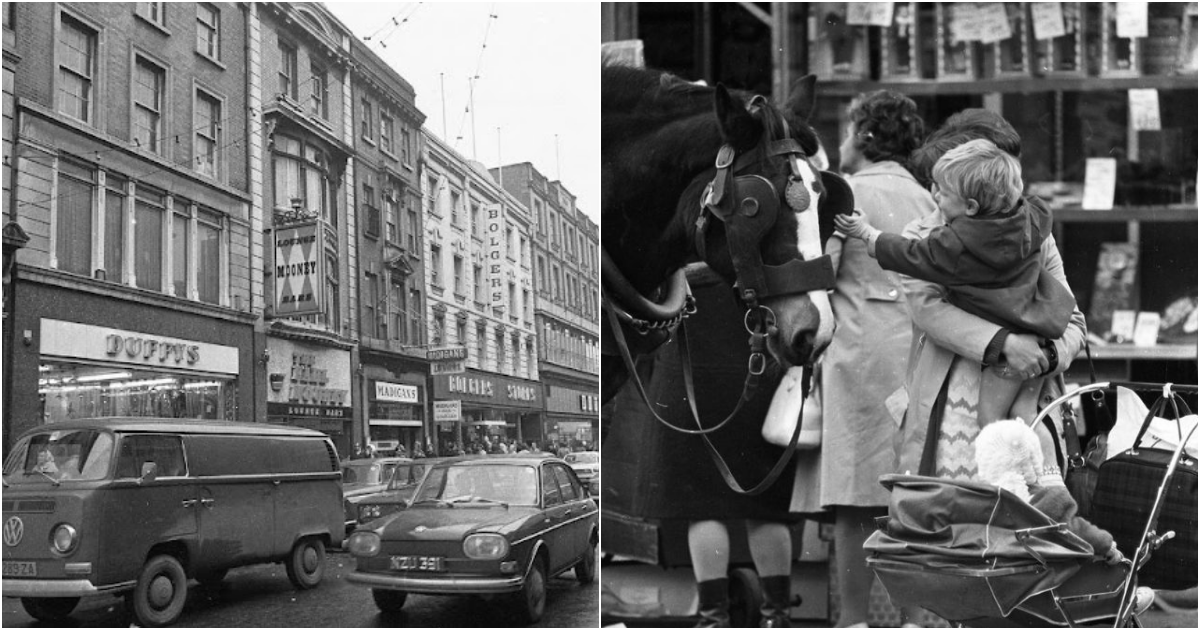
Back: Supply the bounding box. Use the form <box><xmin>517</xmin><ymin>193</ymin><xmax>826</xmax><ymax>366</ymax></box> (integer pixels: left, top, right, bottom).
<box><xmin>197</xmin><ymin>208</ymin><xmax>222</xmax><ymax>304</ymax></box>
<box><xmin>519</xmin><ymin>236</ymin><xmax>528</xmax><ymax>266</ymax></box>
<box><xmin>537</xmin><ymin>256</ymin><xmax>546</xmax><ymax>292</ymax></box>
<box><xmin>172</xmin><ymin>206</ymin><xmax>190</xmax><ymax>298</ymax></box>
<box><xmin>429</xmin><ymin>244</ymin><xmax>441</xmax><ymax>286</ymax></box>
<box><xmin>195</xmin><ymin>90</ymin><xmax>221</xmax><ymax>177</ymax></box>
<box><xmin>135</xmin><ymin>186</ymin><xmax>165</xmax><ymax>291</ymax></box>
<box><xmin>470</xmin><ymin>203</ymin><xmax>480</xmax><ymax>238</ymax></box>
<box><xmin>496</xmin><ymin>330</ymin><xmax>506</xmax><ymax>366</ymax></box>
<box><xmin>278</xmin><ymin>41</ymin><xmax>297</xmax><ymax>99</ymax></box>
<box><xmin>58</xmin><ymin>13</ymin><xmax>96</xmax><ymax>123</ymax></box>
<box><xmin>523</xmin><ymin>289</ymin><xmax>531</xmax><ymax>321</ymax></box>
<box><xmin>272</xmin><ymin>135</ymin><xmax>331</xmax><ymax>222</ymax></box>
<box><xmin>406</xmin><ymin>208</ymin><xmax>418</xmax><ymax>251</ymax></box>
<box><xmin>552</xmin><ymin>464</ymin><xmax>580</xmax><ymax>501</ymax></box>
<box><xmin>364</xmin><ymin>272</ymin><xmax>378</xmax><ymax>338</ymax></box>
<box><xmin>509</xmin><ymin>282</ymin><xmax>517</xmax><ymax>316</ymax></box>
<box><xmin>407</xmin><ymin>288</ymin><xmax>421</xmax><ymax>343</ymax></box>
<box><xmin>132</xmin><ymin>57</ymin><xmax>165</xmax><ymax>153</ymax></box>
<box><xmin>56</xmin><ymin>159</ymin><xmax>94</xmax><ymax>276</ymax></box>
<box><xmin>325</xmin><ymin>252</ymin><xmax>340</xmax><ymax>329</ymax></box>
<box><xmin>473</xmin><ymin>265</ymin><xmax>483</xmax><ymax>302</ymax></box>
<box><xmin>450</xmin><ymin>190</ymin><xmax>461</xmax><ymax>226</ymax></box>
<box><xmin>196</xmin><ymin>3</ymin><xmax>219</xmax><ymax>60</ymax></box>
<box><xmin>456</xmin><ymin>318</ymin><xmax>467</xmax><ymax>344</ymax></box>
<box><xmin>541</xmin><ymin>465</ymin><xmax>562</xmax><ymax>506</ymax></box>
<box><xmin>384</xmin><ymin>191</ymin><xmax>398</xmax><ymax>243</ymax></box>
<box><xmin>433</xmin><ymin>311</ymin><xmax>445</xmax><ymax>345</ymax></box>
<box><xmin>363</xmin><ymin>183</ymin><xmax>379</xmax><ymax>237</ymax></box>
<box><xmin>104</xmin><ymin>174</ymin><xmax>127</xmax><ymax>283</ymax></box>
<box><xmin>139</xmin><ymin>2</ymin><xmax>165</xmax><ymax>26</ymax></box>
<box><xmin>511</xmin><ymin>333</ymin><xmax>520</xmax><ymax>373</ymax></box>
<box><xmin>310</xmin><ymin>64</ymin><xmax>327</xmax><ymax>118</ymax></box>
<box><xmin>116</xmin><ymin>435</ymin><xmax>186</xmax><ymax>479</ymax></box>
<box><xmin>380</xmin><ymin>112</ymin><xmax>394</xmax><ymax>154</ymax></box>
<box><xmin>453</xmin><ymin>255</ymin><xmax>464</xmax><ymax>295</ymax></box>
<box><xmin>361</xmin><ymin>99</ymin><xmax>373</xmax><ymax>140</ymax></box>
<box><xmin>401</xmin><ymin>127</ymin><xmax>412</xmax><ymax>163</ymax></box>
<box><xmin>476</xmin><ymin>323</ymin><xmax>487</xmax><ymax>364</ymax></box>
<box><xmin>389</xmin><ymin>279</ymin><xmax>406</xmax><ymax>342</ymax></box>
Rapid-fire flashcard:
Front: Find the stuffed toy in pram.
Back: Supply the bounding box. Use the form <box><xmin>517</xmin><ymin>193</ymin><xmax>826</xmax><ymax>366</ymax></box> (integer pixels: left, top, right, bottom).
<box><xmin>975</xmin><ymin>420</ymin><xmax>1126</xmax><ymax>566</ymax></box>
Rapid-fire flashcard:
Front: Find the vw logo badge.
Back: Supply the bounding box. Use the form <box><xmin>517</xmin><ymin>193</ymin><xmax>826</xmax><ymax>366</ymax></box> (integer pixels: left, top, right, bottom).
<box><xmin>3</xmin><ymin>517</ymin><xmax>24</xmax><ymax>547</ymax></box>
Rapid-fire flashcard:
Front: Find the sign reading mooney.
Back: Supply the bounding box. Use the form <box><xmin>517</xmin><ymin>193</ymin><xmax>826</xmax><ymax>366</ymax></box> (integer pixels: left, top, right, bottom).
<box><xmin>274</xmin><ymin>221</ymin><xmax>323</xmax><ymax>317</ymax></box>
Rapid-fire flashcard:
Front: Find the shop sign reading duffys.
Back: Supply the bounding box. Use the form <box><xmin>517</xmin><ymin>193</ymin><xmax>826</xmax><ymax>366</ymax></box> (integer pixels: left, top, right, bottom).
<box><xmin>432</xmin><ymin>371</ymin><xmax>542</xmax><ymax>408</ymax></box>
<box><xmin>39</xmin><ymin>319</ymin><xmax>239</xmax><ymax>375</ymax></box>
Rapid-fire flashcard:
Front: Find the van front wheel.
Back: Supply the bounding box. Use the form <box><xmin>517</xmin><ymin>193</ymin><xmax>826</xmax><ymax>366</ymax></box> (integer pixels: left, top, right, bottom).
<box><xmin>21</xmin><ymin>597</ymin><xmax>78</xmax><ymax>622</ymax></box>
<box><xmin>129</xmin><ymin>555</ymin><xmax>188</xmax><ymax>627</ymax></box>
<box><xmin>285</xmin><ymin>537</ymin><xmax>325</xmax><ymax>589</ymax></box>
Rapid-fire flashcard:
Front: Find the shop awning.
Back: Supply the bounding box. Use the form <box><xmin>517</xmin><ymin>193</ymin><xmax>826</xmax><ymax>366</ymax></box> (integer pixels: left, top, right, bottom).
<box><xmin>466</xmin><ymin>420</ymin><xmax>508</xmax><ymax>426</ymax></box>
<box><xmin>369</xmin><ymin>419</ymin><xmax>423</xmax><ymax>427</ymax></box>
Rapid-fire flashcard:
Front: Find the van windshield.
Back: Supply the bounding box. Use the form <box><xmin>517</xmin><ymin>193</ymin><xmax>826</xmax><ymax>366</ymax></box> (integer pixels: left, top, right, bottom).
<box><xmin>3</xmin><ymin>430</ymin><xmax>115</xmax><ymax>483</ymax></box>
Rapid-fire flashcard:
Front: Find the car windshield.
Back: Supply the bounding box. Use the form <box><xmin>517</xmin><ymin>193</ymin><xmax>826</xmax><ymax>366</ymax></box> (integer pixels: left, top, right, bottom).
<box><xmin>387</xmin><ymin>462</ymin><xmax>431</xmax><ymax>491</ymax></box>
<box><xmin>2</xmin><ymin>430</ymin><xmax>115</xmax><ymax>483</ymax></box>
<box><xmin>565</xmin><ymin>452</ymin><xmax>598</xmax><ymax>465</ymax></box>
<box><xmin>343</xmin><ymin>461</ymin><xmax>395</xmax><ymax>486</ymax></box>
<box><xmin>413</xmin><ymin>464</ymin><xmax>537</xmax><ymax>506</ymax></box>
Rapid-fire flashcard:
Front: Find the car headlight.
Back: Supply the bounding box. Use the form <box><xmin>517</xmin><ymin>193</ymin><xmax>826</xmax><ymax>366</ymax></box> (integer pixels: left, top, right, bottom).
<box><xmin>359</xmin><ymin>504</ymin><xmax>382</xmax><ymax>521</ymax></box>
<box><xmin>50</xmin><ymin>523</ymin><xmax>78</xmax><ymax>555</ymax></box>
<box><xmin>347</xmin><ymin>531</ymin><xmax>382</xmax><ymax>557</ymax></box>
<box><xmin>463</xmin><ymin>533</ymin><xmax>510</xmax><ymax>560</ymax></box>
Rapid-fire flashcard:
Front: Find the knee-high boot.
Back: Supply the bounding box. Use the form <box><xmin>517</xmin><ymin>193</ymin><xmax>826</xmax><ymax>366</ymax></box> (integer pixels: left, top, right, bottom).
<box><xmin>695</xmin><ymin>578</ymin><xmax>731</xmax><ymax>628</ymax></box>
<box><xmin>759</xmin><ymin>575</ymin><xmax>794</xmax><ymax>628</ymax></box>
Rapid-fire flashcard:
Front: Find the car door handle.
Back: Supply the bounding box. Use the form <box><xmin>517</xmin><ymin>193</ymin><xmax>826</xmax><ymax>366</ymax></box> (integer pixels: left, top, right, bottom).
<box><xmin>563</xmin><ymin>509</ymin><xmax>573</xmax><ymax>516</ymax></box>
<box><xmin>200</xmin><ymin>498</ymin><xmax>215</xmax><ymax>508</ymax></box>
<box><xmin>181</xmin><ymin>499</ymin><xmax>198</xmax><ymax>508</ymax></box>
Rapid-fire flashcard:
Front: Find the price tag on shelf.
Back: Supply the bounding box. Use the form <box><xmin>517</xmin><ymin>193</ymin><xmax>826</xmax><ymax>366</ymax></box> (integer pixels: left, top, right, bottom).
<box><xmin>846</xmin><ymin>2</ymin><xmax>893</xmax><ymax>27</ymax></box>
<box><xmin>1116</xmin><ymin>2</ymin><xmax>1149</xmax><ymax>39</ymax></box>
<box><xmin>1128</xmin><ymin>89</ymin><xmax>1161</xmax><ymax>131</ymax></box>
<box><xmin>1132</xmin><ymin>312</ymin><xmax>1161</xmax><ymax>347</ymax></box>
<box><xmin>1111</xmin><ymin>310</ymin><xmax>1137</xmax><ymax>341</ymax></box>
<box><xmin>1031</xmin><ymin>3</ymin><xmax>1066</xmax><ymax>40</ymax></box>
<box><xmin>1081</xmin><ymin>158</ymin><xmax>1117</xmax><ymax>210</ymax></box>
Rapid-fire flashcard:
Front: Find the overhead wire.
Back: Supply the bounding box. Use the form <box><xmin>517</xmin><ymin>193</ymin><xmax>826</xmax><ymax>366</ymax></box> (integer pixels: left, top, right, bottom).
<box><xmin>452</xmin><ymin>4</ymin><xmax>498</xmax><ymax>151</ymax></box>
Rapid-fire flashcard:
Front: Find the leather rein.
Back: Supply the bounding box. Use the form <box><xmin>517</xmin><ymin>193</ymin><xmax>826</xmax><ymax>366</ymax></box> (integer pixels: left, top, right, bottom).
<box><xmin>602</xmin><ymin>121</ymin><xmax>836</xmax><ymax>496</ymax></box>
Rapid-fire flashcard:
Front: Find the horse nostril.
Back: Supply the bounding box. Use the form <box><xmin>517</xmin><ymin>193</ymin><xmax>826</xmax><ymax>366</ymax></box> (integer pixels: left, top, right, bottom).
<box><xmin>790</xmin><ymin>331</ymin><xmax>817</xmax><ymax>362</ymax></box>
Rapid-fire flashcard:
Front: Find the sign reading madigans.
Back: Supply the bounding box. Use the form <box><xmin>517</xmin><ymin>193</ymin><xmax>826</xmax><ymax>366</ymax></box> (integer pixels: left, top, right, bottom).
<box><xmin>374</xmin><ymin>381</ymin><xmax>419</xmax><ymax>404</ymax></box>
<box><xmin>275</xmin><ymin>221</ymin><xmax>323</xmax><ymax>317</ymax></box>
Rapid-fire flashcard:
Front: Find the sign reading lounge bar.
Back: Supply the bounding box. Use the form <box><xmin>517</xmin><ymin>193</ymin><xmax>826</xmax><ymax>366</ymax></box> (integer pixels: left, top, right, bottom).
<box><xmin>274</xmin><ymin>221</ymin><xmax>323</xmax><ymax>317</ymax></box>
<box><xmin>267</xmin><ymin>402</ymin><xmax>352</xmax><ymax>419</ymax></box>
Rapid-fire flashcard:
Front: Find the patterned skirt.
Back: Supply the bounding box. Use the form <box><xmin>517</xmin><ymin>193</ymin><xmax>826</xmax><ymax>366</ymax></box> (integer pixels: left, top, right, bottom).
<box><xmin>934</xmin><ymin>355</ymin><xmax>984</xmax><ymax>481</ymax></box>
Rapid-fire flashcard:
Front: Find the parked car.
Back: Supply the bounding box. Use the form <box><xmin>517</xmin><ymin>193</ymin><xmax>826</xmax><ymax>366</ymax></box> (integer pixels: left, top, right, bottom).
<box><xmin>563</xmin><ymin>451</ymin><xmax>599</xmax><ymax>497</ymax></box>
<box><xmin>1</xmin><ymin>419</ymin><xmax>343</xmax><ymax>627</ymax></box>
<box><xmin>341</xmin><ymin>457</ymin><xmax>411</xmax><ymax>531</ymax></box>
<box><xmin>351</xmin><ymin>459</ymin><xmax>445</xmax><ymax>528</ymax></box>
<box><xmin>345</xmin><ymin>455</ymin><xmax>599</xmax><ymax>623</ymax></box>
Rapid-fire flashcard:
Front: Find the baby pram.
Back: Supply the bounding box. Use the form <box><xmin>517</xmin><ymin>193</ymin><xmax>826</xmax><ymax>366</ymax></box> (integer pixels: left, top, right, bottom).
<box><xmin>864</xmin><ymin>381</ymin><xmax>1198</xmax><ymax>627</ymax></box>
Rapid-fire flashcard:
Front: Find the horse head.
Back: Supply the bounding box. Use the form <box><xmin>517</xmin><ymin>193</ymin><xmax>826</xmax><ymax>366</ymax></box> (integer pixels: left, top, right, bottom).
<box><xmin>685</xmin><ymin>76</ymin><xmax>853</xmax><ymax>369</ymax></box>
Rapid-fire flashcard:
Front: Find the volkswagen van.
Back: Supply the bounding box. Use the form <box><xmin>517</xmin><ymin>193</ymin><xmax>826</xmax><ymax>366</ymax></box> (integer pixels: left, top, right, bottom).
<box><xmin>2</xmin><ymin>418</ymin><xmax>343</xmax><ymax>627</ymax></box>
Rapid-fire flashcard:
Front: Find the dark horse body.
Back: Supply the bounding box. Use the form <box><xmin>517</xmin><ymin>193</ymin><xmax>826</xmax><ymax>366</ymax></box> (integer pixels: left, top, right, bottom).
<box><xmin>601</xmin><ymin>65</ymin><xmax>852</xmax><ymax>405</ymax></box>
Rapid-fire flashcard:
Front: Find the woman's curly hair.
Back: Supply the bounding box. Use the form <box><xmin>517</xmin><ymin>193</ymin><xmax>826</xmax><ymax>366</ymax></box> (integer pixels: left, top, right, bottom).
<box><xmin>847</xmin><ymin>90</ymin><xmax>925</xmax><ymax>165</ymax></box>
<box><xmin>909</xmin><ymin>108</ymin><xmax>1022</xmax><ymax>189</ymax></box>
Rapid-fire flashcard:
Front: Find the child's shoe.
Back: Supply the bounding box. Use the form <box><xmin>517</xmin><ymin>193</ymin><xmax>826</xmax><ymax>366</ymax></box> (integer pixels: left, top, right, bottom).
<box><xmin>1131</xmin><ymin>586</ymin><xmax>1155</xmax><ymax>615</ymax></box>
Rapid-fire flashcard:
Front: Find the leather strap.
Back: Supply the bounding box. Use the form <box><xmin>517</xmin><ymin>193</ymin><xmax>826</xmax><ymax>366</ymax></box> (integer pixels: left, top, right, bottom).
<box><xmin>1057</xmin><ymin>374</ymin><xmax>1084</xmax><ymax>470</ymax></box>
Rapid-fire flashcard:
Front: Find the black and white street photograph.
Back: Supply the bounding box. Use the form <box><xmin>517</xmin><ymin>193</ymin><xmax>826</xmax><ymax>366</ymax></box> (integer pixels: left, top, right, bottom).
<box><xmin>600</xmin><ymin>3</ymin><xmax>1197</xmax><ymax>628</ymax></box>
<box><xmin>2</xmin><ymin>1</ymin><xmax>597</xmax><ymax>627</ymax></box>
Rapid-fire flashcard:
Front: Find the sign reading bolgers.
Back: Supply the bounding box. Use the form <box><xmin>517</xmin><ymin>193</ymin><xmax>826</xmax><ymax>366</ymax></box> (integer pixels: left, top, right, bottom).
<box><xmin>275</xmin><ymin>222</ymin><xmax>323</xmax><ymax>317</ymax></box>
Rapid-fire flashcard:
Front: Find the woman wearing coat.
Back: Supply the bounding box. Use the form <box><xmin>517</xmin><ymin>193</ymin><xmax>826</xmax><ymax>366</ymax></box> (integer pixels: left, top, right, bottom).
<box><xmin>790</xmin><ymin>90</ymin><xmax>933</xmax><ymax>628</ymax></box>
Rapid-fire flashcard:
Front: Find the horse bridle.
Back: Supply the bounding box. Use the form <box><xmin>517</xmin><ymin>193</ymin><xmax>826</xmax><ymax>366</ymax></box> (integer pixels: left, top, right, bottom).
<box><xmin>603</xmin><ymin>102</ymin><xmax>836</xmax><ymax>495</ymax></box>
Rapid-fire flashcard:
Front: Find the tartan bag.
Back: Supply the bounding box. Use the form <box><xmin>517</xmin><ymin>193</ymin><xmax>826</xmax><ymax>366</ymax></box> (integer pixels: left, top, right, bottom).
<box><xmin>1090</xmin><ymin>392</ymin><xmax>1198</xmax><ymax>590</ymax></box>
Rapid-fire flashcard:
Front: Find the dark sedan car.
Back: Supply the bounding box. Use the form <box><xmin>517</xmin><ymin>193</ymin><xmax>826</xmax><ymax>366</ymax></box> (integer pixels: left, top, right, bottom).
<box><xmin>345</xmin><ymin>456</ymin><xmax>598</xmax><ymax>624</ymax></box>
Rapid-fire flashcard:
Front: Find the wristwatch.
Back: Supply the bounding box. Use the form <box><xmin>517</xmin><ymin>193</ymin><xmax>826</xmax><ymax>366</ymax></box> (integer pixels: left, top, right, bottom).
<box><xmin>1039</xmin><ymin>339</ymin><xmax>1059</xmax><ymax>376</ymax></box>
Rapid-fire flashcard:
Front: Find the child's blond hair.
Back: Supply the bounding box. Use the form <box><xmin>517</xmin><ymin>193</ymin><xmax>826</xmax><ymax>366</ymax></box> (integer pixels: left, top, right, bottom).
<box><xmin>931</xmin><ymin>138</ymin><xmax>1023</xmax><ymax>216</ymax></box>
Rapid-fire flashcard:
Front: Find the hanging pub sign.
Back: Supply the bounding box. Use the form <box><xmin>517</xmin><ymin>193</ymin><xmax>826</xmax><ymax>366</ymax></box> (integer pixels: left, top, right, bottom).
<box><xmin>1032</xmin><ymin>2</ymin><xmax>1087</xmax><ymax>77</ymax></box>
<box><xmin>808</xmin><ymin>2</ymin><xmax>871</xmax><ymax>81</ymax></box>
<box><xmin>984</xmin><ymin>3</ymin><xmax>1034</xmax><ymax>78</ymax></box>
<box><xmin>274</xmin><ymin>221</ymin><xmax>323</xmax><ymax>317</ymax></box>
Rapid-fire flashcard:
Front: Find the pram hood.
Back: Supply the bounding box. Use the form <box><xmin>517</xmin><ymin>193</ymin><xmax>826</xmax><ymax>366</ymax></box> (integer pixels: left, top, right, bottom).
<box><xmin>865</xmin><ymin>474</ymin><xmax>1096</xmax><ymax>620</ymax></box>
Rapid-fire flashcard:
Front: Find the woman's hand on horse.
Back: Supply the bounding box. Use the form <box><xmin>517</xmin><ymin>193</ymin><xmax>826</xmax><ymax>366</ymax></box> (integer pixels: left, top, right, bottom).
<box><xmin>1001</xmin><ymin>333</ymin><xmax>1048</xmax><ymax>379</ymax></box>
<box><xmin>834</xmin><ymin>208</ymin><xmax>875</xmax><ymax>241</ymax></box>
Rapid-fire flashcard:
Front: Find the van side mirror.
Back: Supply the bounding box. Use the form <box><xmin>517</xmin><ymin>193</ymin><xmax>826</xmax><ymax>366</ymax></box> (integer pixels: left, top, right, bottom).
<box><xmin>139</xmin><ymin>462</ymin><xmax>158</xmax><ymax>484</ymax></box>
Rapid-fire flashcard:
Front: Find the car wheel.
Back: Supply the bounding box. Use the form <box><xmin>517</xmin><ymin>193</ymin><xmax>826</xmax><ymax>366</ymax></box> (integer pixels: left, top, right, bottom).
<box><xmin>285</xmin><ymin>537</ymin><xmax>326</xmax><ymax>589</ymax></box>
<box><xmin>512</xmin><ymin>557</ymin><xmax>547</xmax><ymax>624</ymax></box>
<box><xmin>728</xmin><ymin>567</ymin><xmax>763</xmax><ymax>629</ymax></box>
<box><xmin>371</xmin><ymin>588</ymin><xmax>408</xmax><ymax>613</ymax></box>
<box><xmin>575</xmin><ymin>537</ymin><xmax>597</xmax><ymax>584</ymax></box>
<box><xmin>20</xmin><ymin>597</ymin><xmax>79</xmax><ymax>622</ymax></box>
<box><xmin>129</xmin><ymin>554</ymin><xmax>188</xmax><ymax>627</ymax></box>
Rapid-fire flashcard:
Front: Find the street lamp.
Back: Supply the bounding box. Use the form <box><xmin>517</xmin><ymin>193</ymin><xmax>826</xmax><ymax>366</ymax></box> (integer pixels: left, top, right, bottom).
<box><xmin>3</xmin><ymin>219</ymin><xmax>29</xmax><ymax>456</ymax></box>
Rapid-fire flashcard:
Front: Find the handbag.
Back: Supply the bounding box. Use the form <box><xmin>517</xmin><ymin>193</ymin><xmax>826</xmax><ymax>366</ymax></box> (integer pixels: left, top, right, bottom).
<box><xmin>1090</xmin><ymin>390</ymin><xmax>1198</xmax><ymax>590</ymax></box>
<box><xmin>761</xmin><ymin>365</ymin><xmax>821</xmax><ymax>449</ymax></box>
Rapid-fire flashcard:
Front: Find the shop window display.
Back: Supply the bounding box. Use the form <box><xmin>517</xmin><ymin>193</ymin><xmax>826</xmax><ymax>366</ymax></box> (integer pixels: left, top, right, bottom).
<box><xmin>38</xmin><ymin>362</ymin><xmax>230</xmax><ymax>422</ymax></box>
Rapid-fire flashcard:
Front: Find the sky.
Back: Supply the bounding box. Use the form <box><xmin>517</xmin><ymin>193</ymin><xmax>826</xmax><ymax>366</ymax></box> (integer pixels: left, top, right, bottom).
<box><xmin>326</xmin><ymin>1</ymin><xmax>600</xmax><ymax>222</ymax></box>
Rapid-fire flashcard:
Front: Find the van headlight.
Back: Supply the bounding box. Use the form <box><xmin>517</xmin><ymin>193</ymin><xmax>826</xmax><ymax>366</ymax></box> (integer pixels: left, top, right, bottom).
<box><xmin>50</xmin><ymin>523</ymin><xmax>79</xmax><ymax>555</ymax></box>
<box><xmin>347</xmin><ymin>531</ymin><xmax>382</xmax><ymax>557</ymax></box>
<box><xmin>463</xmin><ymin>533</ymin><xmax>509</xmax><ymax>560</ymax></box>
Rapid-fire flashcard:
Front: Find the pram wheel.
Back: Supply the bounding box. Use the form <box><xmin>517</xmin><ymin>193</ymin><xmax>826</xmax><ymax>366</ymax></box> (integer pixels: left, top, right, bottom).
<box><xmin>728</xmin><ymin>567</ymin><xmax>763</xmax><ymax>628</ymax></box>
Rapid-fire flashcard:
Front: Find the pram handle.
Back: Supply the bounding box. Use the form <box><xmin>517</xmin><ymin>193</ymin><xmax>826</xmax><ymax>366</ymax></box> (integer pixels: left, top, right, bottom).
<box><xmin>1030</xmin><ymin>381</ymin><xmax>1198</xmax><ymax>429</ymax></box>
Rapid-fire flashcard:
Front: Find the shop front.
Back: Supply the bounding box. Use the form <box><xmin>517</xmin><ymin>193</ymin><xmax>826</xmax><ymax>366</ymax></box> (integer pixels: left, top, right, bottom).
<box><xmin>367</xmin><ymin>378</ymin><xmax>425</xmax><ymax>456</ymax></box>
<box><xmin>429</xmin><ymin>370</ymin><xmax>543</xmax><ymax>454</ymax></box>
<box><xmin>545</xmin><ymin>385</ymin><xmax>600</xmax><ymax>450</ymax></box>
<box><xmin>265</xmin><ymin>336</ymin><xmax>353</xmax><ymax>458</ymax></box>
